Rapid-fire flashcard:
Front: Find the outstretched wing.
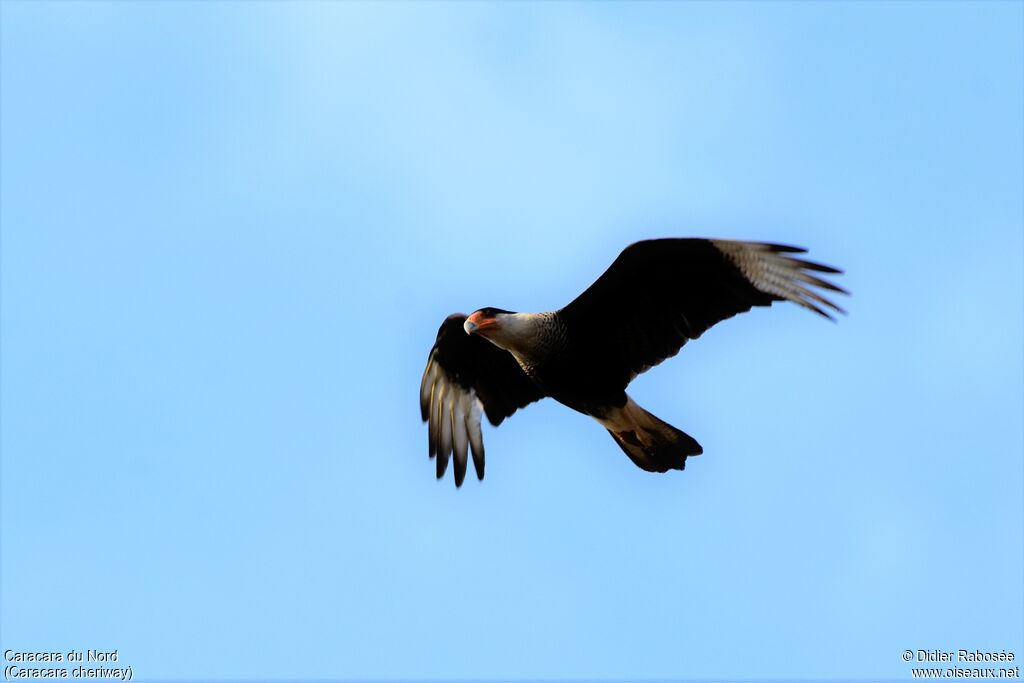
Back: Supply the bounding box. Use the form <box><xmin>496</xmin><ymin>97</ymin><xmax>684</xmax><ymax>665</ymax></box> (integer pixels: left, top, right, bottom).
<box><xmin>558</xmin><ymin>238</ymin><xmax>847</xmax><ymax>389</ymax></box>
<box><xmin>419</xmin><ymin>314</ymin><xmax>545</xmax><ymax>486</ymax></box>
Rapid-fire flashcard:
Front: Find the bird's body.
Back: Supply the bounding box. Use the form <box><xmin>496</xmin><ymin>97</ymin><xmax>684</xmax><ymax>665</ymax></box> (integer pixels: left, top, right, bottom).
<box><xmin>420</xmin><ymin>238</ymin><xmax>846</xmax><ymax>486</ymax></box>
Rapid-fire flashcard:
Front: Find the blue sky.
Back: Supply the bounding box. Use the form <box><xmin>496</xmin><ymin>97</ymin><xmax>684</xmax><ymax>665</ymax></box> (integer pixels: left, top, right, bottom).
<box><xmin>1</xmin><ymin>1</ymin><xmax>1021</xmax><ymax>680</ymax></box>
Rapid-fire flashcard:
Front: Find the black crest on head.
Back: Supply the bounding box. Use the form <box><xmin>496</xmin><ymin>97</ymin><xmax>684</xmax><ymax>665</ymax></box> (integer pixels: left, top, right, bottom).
<box><xmin>476</xmin><ymin>307</ymin><xmax>514</xmax><ymax>317</ymax></box>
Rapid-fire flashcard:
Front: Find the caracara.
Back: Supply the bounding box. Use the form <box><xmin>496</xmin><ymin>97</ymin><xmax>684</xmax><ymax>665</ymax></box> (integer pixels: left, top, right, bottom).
<box><xmin>419</xmin><ymin>238</ymin><xmax>846</xmax><ymax>486</ymax></box>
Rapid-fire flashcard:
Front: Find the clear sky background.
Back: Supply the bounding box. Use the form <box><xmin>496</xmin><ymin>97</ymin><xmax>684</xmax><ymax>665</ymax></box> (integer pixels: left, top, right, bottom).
<box><xmin>2</xmin><ymin>1</ymin><xmax>1022</xmax><ymax>681</ymax></box>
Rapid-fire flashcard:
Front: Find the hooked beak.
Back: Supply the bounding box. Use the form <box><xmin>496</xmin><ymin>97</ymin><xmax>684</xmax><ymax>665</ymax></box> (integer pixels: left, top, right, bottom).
<box><xmin>464</xmin><ymin>311</ymin><xmax>497</xmax><ymax>336</ymax></box>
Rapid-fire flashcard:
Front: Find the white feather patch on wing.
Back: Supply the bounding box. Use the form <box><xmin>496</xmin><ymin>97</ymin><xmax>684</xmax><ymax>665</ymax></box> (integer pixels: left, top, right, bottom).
<box><xmin>419</xmin><ymin>358</ymin><xmax>438</xmax><ymax>419</ymax></box>
<box><xmin>419</xmin><ymin>352</ymin><xmax>487</xmax><ymax>485</ymax></box>
<box><xmin>440</xmin><ymin>391</ymin><xmax>456</xmax><ymax>477</ymax></box>
<box><xmin>434</xmin><ymin>382</ymin><xmax>450</xmax><ymax>476</ymax></box>
<box><xmin>711</xmin><ymin>239</ymin><xmax>847</xmax><ymax>318</ymax></box>
<box><xmin>452</xmin><ymin>395</ymin><xmax>468</xmax><ymax>459</ymax></box>
<box><xmin>427</xmin><ymin>380</ymin><xmax>440</xmax><ymax>457</ymax></box>
<box><xmin>466</xmin><ymin>392</ymin><xmax>485</xmax><ymax>480</ymax></box>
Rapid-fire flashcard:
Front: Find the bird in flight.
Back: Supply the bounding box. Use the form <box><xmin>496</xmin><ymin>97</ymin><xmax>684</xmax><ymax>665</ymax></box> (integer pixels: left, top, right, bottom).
<box><xmin>419</xmin><ymin>238</ymin><xmax>846</xmax><ymax>486</ymax></box>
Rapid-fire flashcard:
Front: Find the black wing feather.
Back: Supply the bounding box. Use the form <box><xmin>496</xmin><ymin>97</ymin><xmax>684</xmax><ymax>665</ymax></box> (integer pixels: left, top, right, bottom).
<box><xmin>558</xmin><ymin>238</ymin><xmax>846</xmax><ymax>390</ymax></box>
<box><xmin>419</xmin><ymin>314</ymin><xmax>544</xmax><ymax>486</ymax></box>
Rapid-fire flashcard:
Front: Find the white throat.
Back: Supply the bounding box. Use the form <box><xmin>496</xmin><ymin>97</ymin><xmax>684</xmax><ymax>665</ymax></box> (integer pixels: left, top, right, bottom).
<box><xmin>485</xmin><ymin>312</ymin><xmax>548</xmax><ymax>356</ymax></box>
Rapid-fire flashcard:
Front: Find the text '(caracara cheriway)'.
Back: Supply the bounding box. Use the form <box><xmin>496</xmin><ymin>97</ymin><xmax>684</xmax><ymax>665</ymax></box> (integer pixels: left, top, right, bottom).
<box><xmin>419</xmin><ymin>238</ymin><xmax>846</xmax><ymax>486</ymax></box>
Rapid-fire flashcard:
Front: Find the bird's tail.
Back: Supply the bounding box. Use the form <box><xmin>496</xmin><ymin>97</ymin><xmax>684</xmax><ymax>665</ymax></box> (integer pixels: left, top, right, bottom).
<box><xmin>600</xmin><ymin>396</ymin><xmax>703</xmax><ymax>473</ymax></box>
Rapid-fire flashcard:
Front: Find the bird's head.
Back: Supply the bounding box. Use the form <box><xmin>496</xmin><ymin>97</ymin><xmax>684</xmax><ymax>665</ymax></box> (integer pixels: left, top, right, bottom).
<box><xmin>464</xmin><ymin>307</ymin><xmax>514</xmax><ymax>339</ymax></box>
<box><xmin>465</xmin><ymin>308</ymin><xmax>541</xmax><ymax>355</ymax></box>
